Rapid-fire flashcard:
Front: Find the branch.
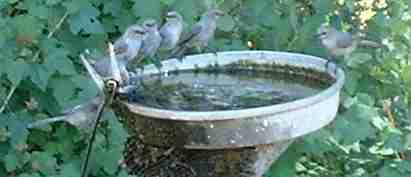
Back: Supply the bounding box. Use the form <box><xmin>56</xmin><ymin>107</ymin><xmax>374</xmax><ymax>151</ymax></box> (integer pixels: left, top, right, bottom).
<box><xmin>383</xmin><ymin>99</ymin><xmax>406</xmax><ymax>160</ymax></box>
<box><xmin>0</xmin><ymin>85</ymin><xmax>17</xmax><ymax>113</ymax></box>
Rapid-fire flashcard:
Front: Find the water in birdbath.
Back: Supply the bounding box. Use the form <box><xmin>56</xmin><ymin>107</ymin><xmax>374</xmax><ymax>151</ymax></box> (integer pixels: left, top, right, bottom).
<box><xmin>122</xmin><ymin>62</ymin><xmax>334</xmax><ymax>111</ymax></box>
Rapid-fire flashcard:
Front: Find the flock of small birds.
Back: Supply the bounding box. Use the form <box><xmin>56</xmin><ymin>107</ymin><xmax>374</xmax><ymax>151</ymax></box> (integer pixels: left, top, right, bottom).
<box><xmin>27</xmin><ymin>8</ymin><xmax>225</xmax><ymax>130</ymax></box>
<box><xmin>28</xmin><ymin>8</ymin><xmax>383</xmax><ymax>131</ymax></box>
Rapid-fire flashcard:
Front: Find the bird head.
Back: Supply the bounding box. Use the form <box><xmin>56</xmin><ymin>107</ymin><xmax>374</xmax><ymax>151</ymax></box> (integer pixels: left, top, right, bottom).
<box><xmin>143</xmin><ymin>19</ymin><xmax>159</xmax><ymax>31</ymax></box>
<box><xmin>205</xmin><ymin>9</ymin><xmax>225</xmax><ymax>19</ymax></box>
<box><xmin>315</xmin><ymin>24</ymin><xmax>336</xmax><ymax>40</ymax></box>
<box><xmin>125</xmin><ymin>25</ymin><xmax>146</xmax><ymax>39</ymax></box>
<box><xmin>165</xmin><ymin>11</ymin><xmax>183</xmax><ymax>22</ymax></box>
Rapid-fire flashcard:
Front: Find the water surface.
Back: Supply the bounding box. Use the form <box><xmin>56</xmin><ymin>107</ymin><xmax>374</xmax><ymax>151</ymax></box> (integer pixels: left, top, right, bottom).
<box><xmin>123</xmin><ymin>68</ymin><xmax>332</xmax><ymax>111</ymax></box>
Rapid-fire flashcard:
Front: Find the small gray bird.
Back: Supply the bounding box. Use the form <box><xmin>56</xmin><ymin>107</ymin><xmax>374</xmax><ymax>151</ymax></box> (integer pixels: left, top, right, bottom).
<box><xmin>137</xmin><ymin>19</ymin><xmax>162</xmax><ymax>62</ymax></box>
<box><xmin>28</xmin><ymin>96</ymin><xmax>104</xmax><ymax>131</ymax></box>
<box><xmin>27</xmin><ymin>44</ymin><xmax>138</xmax><ymax>131</ymax></box>
<box><xmin>316</xmin><ymin>24</ymin><xmax>381</xmax><ymax>68</ymax></box>
<box><xmin>94</xmin><ymin>25</ymin><xmax>146</xmax><ymax>81</ymax></box>
<box><xmin>159</xmin><ymin>11</ymin><xmax>184</xmax><ymax>50</ymax></box>
<box><xmin>171</xmin><ymin>9</ymin><xmax>224</xmax><ymax>58</ymax></box>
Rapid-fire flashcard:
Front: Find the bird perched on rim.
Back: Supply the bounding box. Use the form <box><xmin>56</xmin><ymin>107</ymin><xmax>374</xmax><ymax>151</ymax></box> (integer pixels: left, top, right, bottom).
<box><xmin>170</xmin><ymin>9</ymin><xmax>224</xmax><ymax>59</ymax></box>
<box><xmin>28</xmin><ymin>42</ymin><xmax>137</xmax><ymax>131</ymax></box>
<box><xmin>28</xmin><ymin>96</ymin><xmax>103</xmax><ymax>131</ymax></box>
<box><xmin>159</xmin><ymin>11</ymin><xmax>184</xmax><ymax>51</ymax></box>
<box><xmin>92</xmin><ymin>24</ymin><xmax>146</xmax><ymax>83</ymax></box>
<box><xmin>316</xmin><ymin>24</ymin><xmax>382</xmax><ymax>68</ymax></box>
<box><xmin>135</xmin><ymin>19</ymin><xmax>162</xmax><ymax>64</ymax></box>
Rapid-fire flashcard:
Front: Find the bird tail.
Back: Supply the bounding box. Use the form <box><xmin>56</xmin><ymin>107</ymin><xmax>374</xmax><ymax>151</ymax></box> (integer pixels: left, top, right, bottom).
<box><xmin>27</xmin><ymin>115</ymin><xmax>69</xmax><ymax>129</ymax></box>
<box><xmin>169</xmin><ymin>45</ymin><xmax>187</xmax><ymax>60</ymax></box>
<box><xmin>358</xmin><ymin>40</ymin><xmax>382</xmax><ymax>48</ymax></box>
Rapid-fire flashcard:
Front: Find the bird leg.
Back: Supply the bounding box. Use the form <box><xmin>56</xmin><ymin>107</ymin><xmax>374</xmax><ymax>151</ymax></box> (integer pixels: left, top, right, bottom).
<box><xmin>325</xmin><ymin>56</ymin><xmax>338</xmax><ymax>75</ymax></box>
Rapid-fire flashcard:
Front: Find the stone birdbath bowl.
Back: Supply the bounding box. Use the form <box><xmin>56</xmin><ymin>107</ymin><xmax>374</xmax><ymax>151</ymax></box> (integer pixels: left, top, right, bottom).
<box><xmin>113</xmin><ymin>51</ymin><xmax>345</xmax><ymax>177</ymax></box>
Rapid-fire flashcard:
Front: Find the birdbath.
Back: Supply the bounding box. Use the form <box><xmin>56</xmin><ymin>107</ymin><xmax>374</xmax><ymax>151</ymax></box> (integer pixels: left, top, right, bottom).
<box><xmin>113</xmin><ymin>51</ymin><xmax>345</xmax><ymax>177</ymax></box>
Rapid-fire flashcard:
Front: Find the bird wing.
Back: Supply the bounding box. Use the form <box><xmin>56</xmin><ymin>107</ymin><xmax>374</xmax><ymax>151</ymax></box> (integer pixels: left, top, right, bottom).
<box><xmin>113</xmin><ymin>40</ymin><xmax>129</xmax><ymax>55</ymax></box>
<box><xmin>336</xmin><ymin>33</ymin><xmax>354</xmax><ymax>49</ymax></box>
<box><xmin>178</xmin><ymin>23</ymin><xmax>202</xmax><ymax>46</ymax></box>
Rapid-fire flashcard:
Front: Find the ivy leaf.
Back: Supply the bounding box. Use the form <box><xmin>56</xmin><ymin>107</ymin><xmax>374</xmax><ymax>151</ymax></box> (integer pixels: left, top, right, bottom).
<box><xmin>267</xmin><ymin>142</ymin><xmax>300</xmax><ymax>177</ymax></box>
<box><xmin>12</xmin><ymin>15</ymin><xmax>42</xmax><ymax>45</ymax></box>
<box><xmin>68</xmin><ymin>5</ymin><xmax>105</xmax><ymax>34</ymax></box>
<box><xmin>4</xmin><ymin>151</ymin><xmax>30</xmax><ymax>172</ymax></box>
<box><xmin>48</xmin><ymin>76</ymin><xmax>77</xmax><ymax>109</ymax></box>
<box><xmin>53</xmin><ymin>163</ymin><xmax>81</xmax><ymax>177</ymax></box>
<box><xmin>41</xmin><ymin>39</ymin><xmax>77</xmax><ymax>76</ymax></box>
<box><xmin>63</xmin><ymin>0</ymin><xmax>90</xmax><ymax>14</ymax></box>
<box><xmin>4</xmin><ymin>60</ymin><xmax>29</xmax><ymax>86</ymax></box>
<box><xmin>29</xmin><ymin>64</ymin><xmax>53</xmax><ymax>91</ymax></box>
<box><xmin>312</xmin><ymin>0</ymin><xmax>333</xmax><ymax>16</ymax></box>
<box><xmin>378</xmin><ymin>164</ymin><xmax>403</xmax><ymax>177</ymax></box>
<box><xmin>18</xmin><ymin>173</ymin><xmax>41</xmax><ymax>177</ymax></box>
<box><xmin>132</xmin><ymin>0</ymin><xmax>162</xmax><ymax>21</ymax></box>
<box><xmin>6</xmin><ymin>116</ymin><xmax>29</xmax><ymax>149</ymax></box>
<box><xmin>355</xmin><ymin>93</ymin><xmax>375</xmax><ymax>106</ymax></box>
<box><xmin>334</xmin><ymin>103</ymin><xmax>378</xmax><ymax>144</ymax></box>
<box><xmin>217</xmin><ymin>15</ymin><xmax>235</xmax><ymax>32</ymax></box>
<box><xmin>30</xmin><ymin>151</ymin><xmax>57</xmax><ymax>175</ymax></box>
<box><xmin>171</xmin><ymin>0</ymin><xmax>203</xmax><ymax>25</ymax></box>
<box><xmin>346</xmin><ymin>53</ymin><xmax>373</xmax><ymax>68</ymax></box>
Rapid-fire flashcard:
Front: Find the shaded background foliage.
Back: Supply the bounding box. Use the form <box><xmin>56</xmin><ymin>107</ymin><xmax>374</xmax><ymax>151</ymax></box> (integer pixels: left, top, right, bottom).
<box><xmin>0</xmin><ymin>0</ymin><xmax>411</xmax><ymax>176</ymax></box>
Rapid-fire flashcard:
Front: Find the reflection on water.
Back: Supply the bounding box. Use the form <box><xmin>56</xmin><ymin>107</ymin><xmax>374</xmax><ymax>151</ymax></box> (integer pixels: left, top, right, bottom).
<box><xmin>122</xmin><ymin>69</ymin><xmax>332</xmax><ymax>111</ymax></box>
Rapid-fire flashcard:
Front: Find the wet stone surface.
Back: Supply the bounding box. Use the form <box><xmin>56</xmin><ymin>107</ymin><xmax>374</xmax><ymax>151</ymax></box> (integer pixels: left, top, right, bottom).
<box><xmin>121</xmin><ymin>63</ymin><xmax>333</xmax><ymax>111</ymax></box>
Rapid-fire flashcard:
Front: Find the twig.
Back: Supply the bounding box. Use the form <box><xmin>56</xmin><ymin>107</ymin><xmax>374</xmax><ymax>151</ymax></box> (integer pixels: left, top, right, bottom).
<box><xmin>383</xmin><ymin>99</ymin><xmax>406</xmax><ymax>160</ymax></box>
<box><xmin>0</xmin><ymin>85</ymin><xmax>17</xmax><ymax>113</ymax></box>
<box><xmin>0</xmin><ymin>12</ymin><xmax>69</xmax><ymax>113</ymax></box>
<box><xmin>32</xmin><ymin>12</ymin><xmax>69</xmax><ymax>62</ymax></box>
<box><xmin>383</xmin><ymin>100</ymin><xmax>396</xmax><ymax>128</ymax></box>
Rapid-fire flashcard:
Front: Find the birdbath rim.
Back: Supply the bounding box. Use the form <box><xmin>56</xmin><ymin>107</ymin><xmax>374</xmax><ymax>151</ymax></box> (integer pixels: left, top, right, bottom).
<box><xmin>120</xmin><ymin>50</ymin><xmax>345</xmax><ymax>122</ymax></box>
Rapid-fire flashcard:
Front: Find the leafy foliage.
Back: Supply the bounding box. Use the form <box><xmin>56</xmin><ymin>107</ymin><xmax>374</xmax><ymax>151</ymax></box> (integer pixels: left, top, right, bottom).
<box><xmin>0</xmin><ymin>0</ymin><xmax>410</xmax><ymax>177</ymax></box>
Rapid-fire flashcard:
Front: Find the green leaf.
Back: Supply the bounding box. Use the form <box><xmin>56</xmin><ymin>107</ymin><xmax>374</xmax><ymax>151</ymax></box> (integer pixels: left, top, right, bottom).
<box><xmin>312</xmin><ymin>0</ymin><xmax>333</xmax><ymax>16</ymax></box>
<box><xmin>30</xmin><ymin>151</ymin><xmax>57</xmax><ymax>175</ymax></box>
<box><xmin>68</xmin><ymin>4</ymin><xmax>105</xmax><ymax>34</ymax></box>
<box><xmin>48</xmin><ymin>76</ymin><xmax>77</xmax><ymax>109</ymax></box>
<box><xmin>7</xmin><ymin>116</ymin><xmax>29</xmax><ymax>148</ymax></box>
<box><xmin>346</xmin><ymin>53</ymin><xmax>373</xmax><ymax>68</ymax></box>
<box><xmin>383</xmin><ymin>129</ymin><xmax>407</xmax><ymax>152</ymax></box>
<box><xmin>29</xmin><ymin>64</ymin><xmax>52</xmax><ymax>91</ymax></box>
<box><xmin>334</xmin><ymin>103</ymin><xmax>378</xmax><ymax>144</ymax></box>
<box><xmin>217</xmin><ymin>15</ymin><xmax>235</xmax><ymax>32</ymax></box>
<box><xmin>378</xmin><ymin>164</ymin><xmax>403</xmax><ymax>177</ymax></box>
<box><xmin>4</xmin><ymin>151</ymin><xmax>30</xmax><ymax>172</ymax></box>
<box><xmin>63</xmin><ymin>0</ymin><xmax>90</xmax><ymax>14</ymax></box>
<box><xmin>133</xmin><ymin>0</ymin><xmax>162</xmax><ymax>21</ymax></box>
<box><xmin>25</xmin><ymin>1</ymin><xmax>49</xmax><ymax>20</ymax></box>
<box><xmin>4</xmin><ymin>60</ymin><xmax>29</xmax><ymax>85</ymax></box>
<box><xmin>57</xmin><ymin>163</ymin><xmax>80</xmax><ymax>177</ymax></box>
<box><xmin>267</xmin><ymin>142</ymin><xmax>300</xmax><ymax>177</ymax></box>
<box><xmin>12</xmin><ymin>15</ymin><xmax>42</xmax><ymax>44</ymax></box>
<box><xmin>355</xmin><ymin>93</ymin><xmax>375</xmax><ymax>106</ymax></box>
<box><xmin>18</xmin><ymin>173</ymin><xmax>41</xmax><ymax>177</ymax></box>
<box><xmin>171</xmin><ymin>0</ymin><xmax>203</xmax><ymax>25</ymax></box>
